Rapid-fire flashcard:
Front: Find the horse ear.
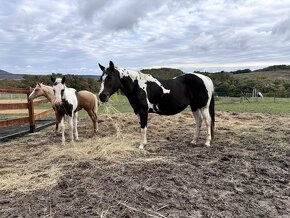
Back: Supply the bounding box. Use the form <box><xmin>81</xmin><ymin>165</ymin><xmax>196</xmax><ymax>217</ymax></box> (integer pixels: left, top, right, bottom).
<box><xmin>51</xmin><ymin>76</ymin><xmax>55</xmax><ymax>83</ymax></box>
<box><xmin>37</xmin><ymin>82</ymin><xmax>41</xmax><ymax>87</ymax></box>
<box><xmin>99</xmin><ymin>63</ymin><xmax>105</xmax><ymax>71</ymax></box>
<box><xmin>109</xmin><ymin>61</ymin><xmax>114</xmax><ymax>71</ymax></box>
<box><xmin>61</xmin><ymin>76</ymin><xmax>66</xmax><ymax>84</ymax></box>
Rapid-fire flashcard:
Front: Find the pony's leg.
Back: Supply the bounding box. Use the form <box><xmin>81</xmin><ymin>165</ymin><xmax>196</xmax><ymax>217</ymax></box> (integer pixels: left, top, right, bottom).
<box><xmin>68</xmin><ymin>116</ymin><xmax>74</xmax><ymax>142</ymax></box>
<box><xmin>191</xmin><ymin>110</ymin><xmax>202</xmax><ymax>145</ymax></box>
<box><xmin>94</xmin><ymin>112</ymin><xmax>99</xmax><ymax>132</ymax></box>
<box><xmin>55</xmin><ymin>122</ymin><xmax>58</xmax><ymax>133</ymax></box>
<box><xmin>60</xmin><ymin>117</ymin><xmax>65</xmax><ymax>145</ymax></box>
<box><xmin>73</xmin><ymin>112</ymin><xmax>79</xmax><ymax>140</ymax></box>
<box><xmin>138</xmin><ymin>110</ymin><xmax>148</xmax><ymax>149</ymax></box>
<box><xmin>87</xmin><ymin>110</ymin><xmax>97</xmax><ymax>133</ymax></box>
<box><xmin>55</xmin><ymin>111</ymin><xmax>61</xmax><ymax>133</ymax></box>
<box><xmin>201</xmin><ymin>107</ymin><xmax>212</xmax><ymax>147</ymax></box>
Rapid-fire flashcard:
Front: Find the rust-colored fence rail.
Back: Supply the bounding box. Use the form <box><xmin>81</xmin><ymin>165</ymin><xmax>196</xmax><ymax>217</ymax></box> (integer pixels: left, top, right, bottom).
<box><xmin>0</xmin><ymin>87</ymin><xmax>54</xmax><ymax>132</ymax></box>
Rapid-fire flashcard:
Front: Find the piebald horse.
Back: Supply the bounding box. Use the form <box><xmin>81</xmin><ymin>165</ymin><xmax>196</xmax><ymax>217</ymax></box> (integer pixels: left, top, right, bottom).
<box><xmin>29</xmin><ymin>83</ymin><xmax>99</xmax><ymax>133</ymax></box>
<box><xmin>51</xmin><ymin>76</ymin><xmax>79</xmax><ymax>145</ymax></box>
<box><xmin>99</xmin><ymin>61</ymin><xmax>215</xmax><ymax>149</ymax></box>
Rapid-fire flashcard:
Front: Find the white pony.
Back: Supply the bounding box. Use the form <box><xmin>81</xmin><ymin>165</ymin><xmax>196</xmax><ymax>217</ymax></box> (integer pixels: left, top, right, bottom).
<box><xmin>51</xmin><ymin>76</ymin><xmax>79</xmax><ymax>145</ymax></box>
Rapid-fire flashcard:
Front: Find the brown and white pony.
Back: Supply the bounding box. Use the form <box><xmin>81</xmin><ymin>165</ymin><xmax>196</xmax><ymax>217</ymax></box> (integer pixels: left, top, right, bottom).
<box><xmin>51</xmin><ymin>76</ymin><xmax>79</xmax><ymax>145</ymax></box>
<box><xmin>29</xmin><ymin>83</ymin><xmax>99</xmax><ymax>133</ymax></box>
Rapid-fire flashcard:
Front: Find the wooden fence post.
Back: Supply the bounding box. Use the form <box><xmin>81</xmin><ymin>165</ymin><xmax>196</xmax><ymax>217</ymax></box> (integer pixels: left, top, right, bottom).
<box><xmin>27</xmin><ymin>88</ymin><xmax>35</xmax><ymax>132</ymax></box>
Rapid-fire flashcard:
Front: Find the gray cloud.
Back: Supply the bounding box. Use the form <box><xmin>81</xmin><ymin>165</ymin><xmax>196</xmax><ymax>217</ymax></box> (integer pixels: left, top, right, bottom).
<box><xmin>0</xmin><ymin>0</ymin><xmax>290</xmax><ymax>74</ymax></box>
<box><xmin>272</xmin><ymin>16</ymin><xmax>290</xmax><ymax>41</ymax></box>
<box><xmin>78</xmin><ymin>0</ymin><xmax>166</xmax><ymax>31</ymax></box>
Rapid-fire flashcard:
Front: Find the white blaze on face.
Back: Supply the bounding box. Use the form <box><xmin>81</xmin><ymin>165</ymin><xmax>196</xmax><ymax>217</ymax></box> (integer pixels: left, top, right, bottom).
<box><xmin>53</xmin><ymin>78</ymin><xmax>65</xmax><ymax>104</ymax></box>
<box><xmin>99</xmin><ymin>74</ymin><xmax>107</xmax><ymax>95</ymax></box>
<box><xmin>116</xmin><ymin>67</ymin><xmax>170</xmax><ymax>110</ymax></box>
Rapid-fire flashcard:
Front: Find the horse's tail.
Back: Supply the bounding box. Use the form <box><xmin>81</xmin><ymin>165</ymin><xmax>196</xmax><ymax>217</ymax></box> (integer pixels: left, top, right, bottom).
<box><xmin>93</xmin><ymin>94</ymin><xmax>99</xmax><ymax>115</ymax></box>
<box><xmin>209</xmin><ymin>93</ymin><xmax>215</xmax><ymax>141</ymax></box>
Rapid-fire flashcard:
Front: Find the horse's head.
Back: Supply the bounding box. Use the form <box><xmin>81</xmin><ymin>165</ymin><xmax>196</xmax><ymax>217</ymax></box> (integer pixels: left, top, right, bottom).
<box><xmin>98</xmin><ymin>61</ymin><xmax>121</xmax><ymax>102</ymax></box>
<box><xmin>51</xmin><ymin>76</ymin><xmax>66</xmax><ymax>106</ymax></box>
<box><xmin>29</xmin><ymin>83</ymin><xmax>44</xmax><ymax>101</ymax></box>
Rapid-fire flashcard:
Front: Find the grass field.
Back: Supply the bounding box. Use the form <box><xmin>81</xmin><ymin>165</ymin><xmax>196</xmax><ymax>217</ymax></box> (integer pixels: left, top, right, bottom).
<box><xmin>97</xmin><ymin>94</ymin><xmax>290</xmax><ymax>116</ymax></box>
<box><xmin>1</xmin><ymin>94</ymin><xmax>289</xmax><ymax>121</ymax></box>
<box><xmin>215</xmin><ymin>96</ymin><xmax>290</xmax><ymax>115</ymax></box>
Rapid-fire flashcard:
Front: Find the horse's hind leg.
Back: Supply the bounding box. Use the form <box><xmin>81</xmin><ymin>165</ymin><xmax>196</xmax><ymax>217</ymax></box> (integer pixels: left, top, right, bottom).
<box><xmin>94</xmin><ymin>112</ymin><xmax>98</xmax><ymax>132</ymax></box>
<box><xmin>87</xmin><ymin>110</ymin><xmax>98</xmax><ymax>133</ymax></box>
<box><xmin>201</xmin><ymin>107</ymin><xmax>212</xmax><ymax>147</ymax></box>
<box><xmin>191</xmin><ymin>109</ymin><xmax>202</xmax><ymax>145</ymax></box>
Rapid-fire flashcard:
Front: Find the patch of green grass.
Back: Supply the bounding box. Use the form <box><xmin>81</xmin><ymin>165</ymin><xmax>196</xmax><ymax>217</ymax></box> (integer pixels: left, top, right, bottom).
<box><xmin>216</xmin><ymin>97</ymin><xmax>290</xmax><ymax>115</ymax></box>
<box><xmin>98</xmin><ymin>94</ymin><xmax>133</xmax><ymax>115</ymax></box>
<box><xmin>1</xmin><ymin>95</ymin><xmax>289</xmax><ymax>122</ymax></box>
<box><xmin>99</xmin><ymin>95</ymin><xmax>290</xmax><ymax>115</ymax></box>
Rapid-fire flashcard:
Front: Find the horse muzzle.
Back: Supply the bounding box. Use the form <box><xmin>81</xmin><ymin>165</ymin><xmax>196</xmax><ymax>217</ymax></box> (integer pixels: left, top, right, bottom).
<box><xmin>52</xmin><ymin>98</ymin><xmax>62</xmax><ymax>106</ymax></box>
<box><xmin>99</xmin><ymin>93</ymin><xmax>109</xmax><ymax>102</ymax></box>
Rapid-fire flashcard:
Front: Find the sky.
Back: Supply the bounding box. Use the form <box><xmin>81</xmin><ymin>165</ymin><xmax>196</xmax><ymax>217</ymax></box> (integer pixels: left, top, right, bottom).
<box><xmin>0</xmin><ymin>0</ymin><xmax>290</xmax><ymax>75</ymax></box>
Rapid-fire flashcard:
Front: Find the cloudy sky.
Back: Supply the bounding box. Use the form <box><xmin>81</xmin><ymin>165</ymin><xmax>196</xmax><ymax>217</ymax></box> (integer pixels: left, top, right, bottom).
<box><xmin>0</xmin><ymin>0</ymin><xmax>290</xmax><ymax>75</ymax></box>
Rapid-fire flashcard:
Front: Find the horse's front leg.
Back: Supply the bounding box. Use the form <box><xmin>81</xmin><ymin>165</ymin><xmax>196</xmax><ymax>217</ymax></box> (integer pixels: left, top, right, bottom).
<box><xmin>73</xmin><ymin>112</ymin><xmax>79</xmax><ymax>141</ymax></box>
<box><xmin>68</xmin><ymin>116</ymin><xmax>74</xmax><ymax>143</ymax></box>
<box><xmin>60</xmin><ymin>117</ymin><xmax>65</xmax><ymax>145</ymax></box>
<box><xmin>55</xmin><ymin>110</ymin><xmax>62</xmax><ymax>134</ymax></box>
<box><xmin>138</xmin><ymin>109</ymin><xmax>148</xmax><ymax>149</ymax></box>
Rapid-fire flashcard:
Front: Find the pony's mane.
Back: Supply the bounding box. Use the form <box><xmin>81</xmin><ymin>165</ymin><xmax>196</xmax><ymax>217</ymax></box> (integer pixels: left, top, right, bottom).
<box><xmin>39</xmin><ymin>83</ymin><xmax>52</xmax><ymax>90</ymax></box>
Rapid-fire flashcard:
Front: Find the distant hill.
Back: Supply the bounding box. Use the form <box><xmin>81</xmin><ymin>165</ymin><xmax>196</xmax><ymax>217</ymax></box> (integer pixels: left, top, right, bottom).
<box><xmin>0</xmin><ymin>69</ymin><xmax>25</xmax><ymax>80</ymax></box>
<box><xmin>0</xmin><ymin>69</ymin><xmax>12</xmax><ymax>75</ymax></box>
<box><xmin>141</xmin><ymin>68</ymin><xmax>184</xmax><ymax>80</ymax></box>
<box><xmin>0</xmin><ymin>70</ymin><xmax>100</xmax><ymax>80</ymax></box>
<box><xmin>232</xmin><ymin>69</ymin><xmax>290</xmax><ymax>80</ymax></box>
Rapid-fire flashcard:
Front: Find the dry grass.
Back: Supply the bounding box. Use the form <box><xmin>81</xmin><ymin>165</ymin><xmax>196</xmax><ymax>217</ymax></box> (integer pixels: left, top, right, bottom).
<box><xmin>1</xmin><ymin>111</ymin><xmax>289</xmax><ymax>195</ymax></box>
<box><xmin>0</xmin><ymin>113</ymin><xmax>144</xmax><ymax>193</ymax></box>
<box><xmin>0</xmin><ymin>136</ymin><xmax>144</xmax><ymax>193</ymax></box>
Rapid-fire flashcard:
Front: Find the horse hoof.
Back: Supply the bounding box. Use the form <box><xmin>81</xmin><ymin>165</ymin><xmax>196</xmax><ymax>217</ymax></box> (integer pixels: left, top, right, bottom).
<box><xmin>139</xmin><ymin>144</ymin><xmax>144</xmax><ymax>149</ymax></box>
<box><xmin>190</xmin><ymin>140</ymin><xmax>197</xmax><ymax>145</ymax></box>
<box><xmin>205</xmin><ymin>142</ymin><xmax>211</xmax><ymax>147</ymax></box>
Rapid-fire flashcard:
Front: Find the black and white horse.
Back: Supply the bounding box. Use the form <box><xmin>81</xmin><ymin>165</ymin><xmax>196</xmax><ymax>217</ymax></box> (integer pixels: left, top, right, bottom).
<box><xmin>98</xmin><ymin>61</ymin><xmax>215</xmax><ymax>149</ymax></box>
<box><xmin>51</xmin><ymin>76</ymin><xmax>79</xmax><ymax>145</ymax></box>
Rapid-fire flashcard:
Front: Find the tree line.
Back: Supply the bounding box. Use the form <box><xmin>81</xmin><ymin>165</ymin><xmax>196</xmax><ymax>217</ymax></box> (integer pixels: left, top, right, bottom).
<box><xmin>1</xmin><ymin>66</ymin><xmax>290</xmax><ymax>98</ymax></box>
<box><xmin>200</xmin><ymin>71</ymin><xmax>290</xmax><ymax>97</ymax></box>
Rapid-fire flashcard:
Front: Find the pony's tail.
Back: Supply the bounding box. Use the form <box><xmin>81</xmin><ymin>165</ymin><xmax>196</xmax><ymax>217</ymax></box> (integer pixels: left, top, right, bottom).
<box><xmin>209</xmin><ymin>93</ymin><xmax>215</xmax><ymax>141</ymax></box>
<box><xmin>93</xmin><ymin>94</ymin><xmax>99</xmax><ymax>115</ymax></box>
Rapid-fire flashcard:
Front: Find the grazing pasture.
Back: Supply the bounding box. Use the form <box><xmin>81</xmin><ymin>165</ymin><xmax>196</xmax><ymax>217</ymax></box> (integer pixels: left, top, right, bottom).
<box><xmin>0</xmin><ymin>100</ymin><xmax>289</xmax><ymax>217</ymax></box>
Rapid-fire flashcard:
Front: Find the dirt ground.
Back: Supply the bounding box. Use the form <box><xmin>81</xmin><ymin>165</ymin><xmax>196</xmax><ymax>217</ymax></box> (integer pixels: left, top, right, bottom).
<box><xmin>0</xmin><ymin>112</ymin><xmax>289</xmax><ymax>218</ymax></box>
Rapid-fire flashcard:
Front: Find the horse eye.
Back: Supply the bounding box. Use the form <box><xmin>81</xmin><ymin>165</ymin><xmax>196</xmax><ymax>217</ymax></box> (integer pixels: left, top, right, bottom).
<box><xmin>61</xmin><ymin>90</ymin><xmax>64</xmax><ymax>95</ymax></box>
<box><xmin>53</xmin><ymin>90</ymin><xmax>55</xmax><ymax>94</ymax></box>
